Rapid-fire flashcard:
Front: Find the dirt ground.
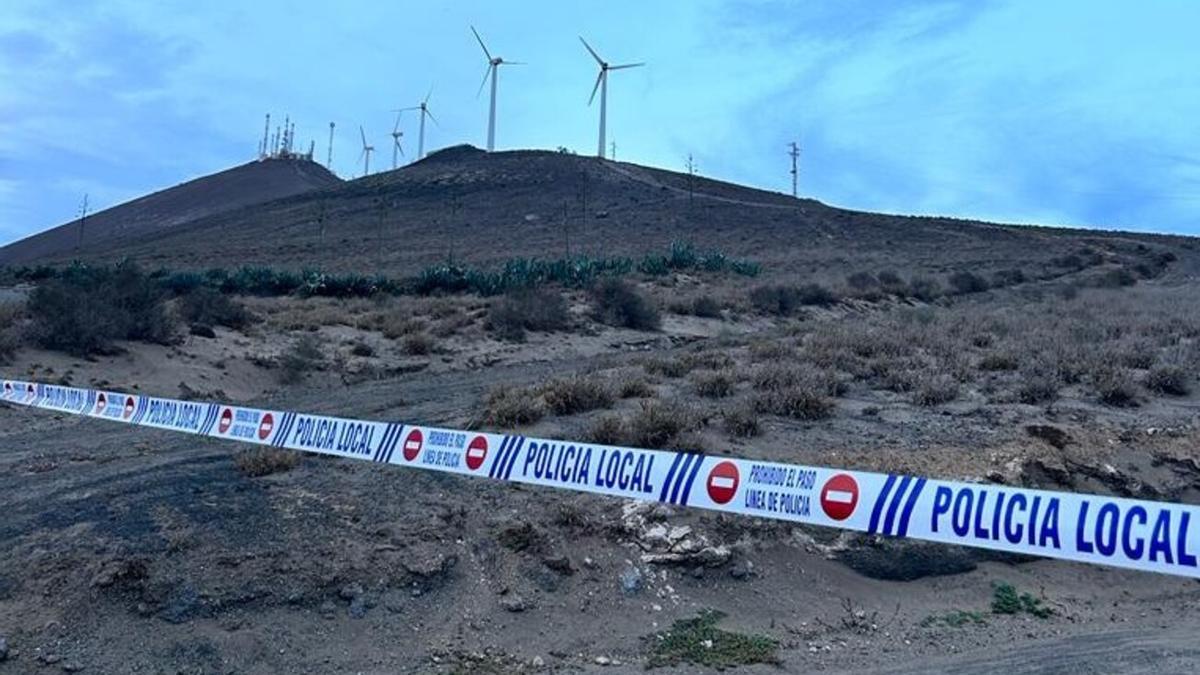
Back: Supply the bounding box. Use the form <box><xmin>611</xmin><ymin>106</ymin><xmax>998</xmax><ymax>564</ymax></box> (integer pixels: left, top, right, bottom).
<box><xmin>3</xmin><ymin>150</ymin><xmax>1200</xmax><ymax>673</ymax></box>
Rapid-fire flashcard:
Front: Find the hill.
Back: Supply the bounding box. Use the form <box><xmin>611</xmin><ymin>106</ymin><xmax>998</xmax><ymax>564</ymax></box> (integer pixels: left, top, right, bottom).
<box><xmin>5</xmin><ymin>146</ymin><xmax>1197</xmax><ymax>285</ymax></box>
<box><xmin>0</xmin><ymin>158</ymin><xmax>342</xmax><ymax>265</ymax></box>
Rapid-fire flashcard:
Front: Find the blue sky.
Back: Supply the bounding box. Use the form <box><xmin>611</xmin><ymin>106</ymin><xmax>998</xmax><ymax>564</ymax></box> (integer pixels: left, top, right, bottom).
<box><xmin>2</xmin><ymin>0</ymin><xmax>1198</xmax><ymax>245</ymax></box>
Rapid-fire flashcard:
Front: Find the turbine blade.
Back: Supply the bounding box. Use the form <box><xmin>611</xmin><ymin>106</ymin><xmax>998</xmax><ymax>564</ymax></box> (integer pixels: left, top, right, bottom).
<box><xmin>393</xmin><ymin>111</ymin><xmax>402</xmax><ymax>134</ymax></box>
<box><xmin>503</xmin><ymin>60</ymin><xmax>526</xmax><ymax>65</ymax></box>
<box><xmin>588</xmin><ymin>70</ymin><xmax>603</xmax><ymax>105</ymax></box>
<box><xmin>610</xmin><ymin>62</ymin><xmax>645</xmax><ymax>70</ymax></box>
<box><xmin>476</xmin><ymin>64</ymin><xmax>493</xmax><ymax>97</ymax></box>
<box><xmin>426</xmin><ymin>109</ymin><xmax>439</xmax><ymax>127</ymax></box>
<box><xmin>424</xmin><ymin>86</ymin><xmax>433</xmax><ymax>105</ymax></box>
<box><xmin>579</xmin><ymin>36</ymin><xmax>603</xmax><ymax>65</ymax></box>
<box><xmin>471</xmin><ymin>26</ymin><xmax>492</xmax><ymax>61</ymax></box>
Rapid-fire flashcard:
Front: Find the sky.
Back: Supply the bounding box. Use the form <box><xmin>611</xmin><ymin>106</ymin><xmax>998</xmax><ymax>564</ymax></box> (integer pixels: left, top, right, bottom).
<box><xmin>1</xmin><ymin>0</ymin><xmax>1199</xmax><ymax>245</ymax></box>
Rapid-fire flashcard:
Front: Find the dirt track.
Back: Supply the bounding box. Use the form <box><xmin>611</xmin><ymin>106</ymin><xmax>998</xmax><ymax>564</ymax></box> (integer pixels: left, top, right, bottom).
<box><xmin>4</xmin><ymin>369</ymin><xmax>1200</xmax><ymax>674</ymax></box>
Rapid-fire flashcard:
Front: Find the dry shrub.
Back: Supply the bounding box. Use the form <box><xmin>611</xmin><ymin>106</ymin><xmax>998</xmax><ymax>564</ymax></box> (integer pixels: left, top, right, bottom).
<box><xmin>753</xmin><ymin>365</ymin><xmax>844</xmax><ymax>397</ymax></box>
<box><xmin>380</xmin><ymin>315</ymin><xmax>426</xmax><ymax>339</ymax></box>
<box><xmin>402</xmin><ymin>332</ymin><xmax>434</xmax><ymax>355</ymax></box>
<box><xmin>754</xmin><ymin>386</ymin><xmax>835</xmax><ymax>421</ymax></box>
<box><xmin>1144</xmin><ymin>366</ymin><xmax>1189</xmax><ymax>397</ymax></box>
<box><xmin>488</xmin><ymin>288</ymin><xmax>569</xmax><ymax>341</ymax></box>
<box><xmin>235</xmin><ymin>447</ymin><xmax>300</xmax><ymax>477</ymax></box>
<box><xmin>948</xmin><ymin>271</ymin><xmax>990</xmax><ymax>295</ymax></box>
<box><xmin>748</xmin><ymin>340</ymin><xmax>795</xmax><ymax>361</ymax></box>
<box><xmin>644</xmin><ymin>357</ymin><xmax>691</xmax><ymax>378</ymax></box>
<box><xmin>693</xmin><ymin>370</ymin><xmax>736</xmax><ymax>398</ymax></box>
<box><xmin>629</xmin><ymin>401</ymin><xmax>694</xmax><ymax>449</ymax></box>
<box><xmin>912</xmin><ymin>374</ymin><xmax>960</xmax><ymax>406</ymax></box>
<box><xmin>749</xmin><ymin>283</ymin><xmax>836</xmax><ymax>315</ymax></box>
<box><xmin>484</xmin><ymin>385</ymin><xmax>546</xmax><ymax>427</ymax></box>
<box><xmin>1093</xmin><ymin>367</ymin><xmax>1140</xmax><ymax>407</ymax></box>
<box><xmin>723</xmin><ymin>406</ymin><xmax>761</xmax><ymax>437</ymax></box>
<box><xmin>978</xmin><ymin>352</ymin><xmax>1020</xmax><ymax>372</ymax></box>
<box><xmin>591</xmin><ymin>279</ymin><xmax>660</xmax><ymax>331</ymax></box>
<box><xmin>178</xmin><ymin>288</ymin><xmax>253</xmax><ymax>330</ymax></box>
<box><xmin>1016</xmin><ymin>375</ymin><xmax>1059</xmax><ymax>404</ymax></box>
<box><xmin>0</xmin><ymin>300</ymin><xmax>21</xmax><ymax>363</ymax></box>
<box><xmin>278</xmin><ymin>334</ymin><xmax>323</xmax><ymax>384</ymax></box>
<box><xmin>587</xmin><ymin>414</ymin><xmax>627</xmax><ymax>445</ymax></box>
<box><xmin>690</xmin><ymin>295</ymin><xmax>723</xmax><ymax>318</ymax></box>
<box><xmin>540</xmin><ymin>376</ymin><xmax>615</xmax><ymax>415</ymax></box>
<box><xmin>616</xmin><ymin>375</ymin><xmax>655</xmax><ymax>399</ymax></box>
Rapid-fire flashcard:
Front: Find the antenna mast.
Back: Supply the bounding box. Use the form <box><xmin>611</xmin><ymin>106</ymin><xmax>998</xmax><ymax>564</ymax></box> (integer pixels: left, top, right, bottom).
<box><xmin>260</xmin><ymin>113</ymin><xmax>270</xmax><ymax>158</ymax></box>
<box><xmin>327</xmin><ymin>122</ymin><xmax>335</xmax><ymax>168</ymax></box>
<box><xmin>76</xmin><ymin>193</ymin><xmax>88</xmax><ymax>250</ymax></box>
<box><xmin>788</xmin><ymin>141</ymin><xmax>800</xmax><ymax>198</ymax></box>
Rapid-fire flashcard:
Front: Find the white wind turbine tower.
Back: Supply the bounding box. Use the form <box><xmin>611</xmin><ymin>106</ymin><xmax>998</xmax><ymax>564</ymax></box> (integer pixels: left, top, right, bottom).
<box><xmin>389</xmin><ymin>111</ymin><xmax>405</xmax><ymax>169</ymax></box>
<box><xmin>472</xmin><ymin>26</ymin><xmax>524</xmax><ymax>152</ymax></box>
<box><xmin>580</xmin><ymin>37</ymin><xmax>644</xmax><ymax>159</ymax></box>
<box><xmin>359</xmin><ymin>126</ymin><xmax>374</xmax><ymax>177</ymax></box>
<box><xmin>397</xmin><ymin>87</ymin><xmax>437</xmax><ymax>160</ymax></box>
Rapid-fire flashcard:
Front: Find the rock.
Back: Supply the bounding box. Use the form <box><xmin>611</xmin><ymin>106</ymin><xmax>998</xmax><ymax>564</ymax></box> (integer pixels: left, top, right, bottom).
<box><xmin>500</xmin><ymin>595</ymin><xmax>529</xmax><ymax>613</ymax></box>
<box><xmin>339</xmin><ymin>583</ymin><xmax>363</xmax><ymax>601</ymax></box>
<box><xmin>531</xmin><ymin>655</ymin><xmax>545</xmax><ymax>668</ymax></box>
<box><xmin>158</xmin><ymin>583</ymin><xmax>200</xmax><ymax>624</ymax></box>
<box><xmin>319</xmin><ymin>600</ymin><xmax>337</xmax><ymax>618</ymax></box>
<box><xmin>595</xmin><ymin>655</ymin><xmax>612</xmax><ymax>665</ymax></box>
<box><xmin>382</xmin><ymin>590</ymin><xmax>407</xmax><ymax>614</ymax></box>
<box><xmin>42</xmin><ymin>653</ymin><xmax>62</xmax><ymax>665</ymax></box>
<box><xmin>620</xmin><ymin>566</ymin><xmax>643</xmax><ymax>595</ymax></box>
<box><xmin>348</xmin><ymin>596</ymin><xmax>369</xmax><ymax>619</ymax></box>
<box><xmin>834</xmin><ymin>536</ymin><xmax>1030</xmax><ymax>581</ymax></box>
<box><xmin>729</xmin><ymin>560</ymin><xmax>754</xmax><ymax>580</ymax></box>
<box><xmin>62</xmin><ymin>661</ymin><xmax>85</xmax><ymax>672</ymax></box>
<box><xmin>542</xmin><ymin>555</ymin><xmax>574</xmax><ymax>575</ymax></box>
<box><xmin>189</xmin><ymin>324</ymin><xmax>216</xmax><ymax>339</ymax></box>
<box><xmin>1025</xmin><ymin>424</ymin><xmax>1071</xmax><ymax>449</ymax></box>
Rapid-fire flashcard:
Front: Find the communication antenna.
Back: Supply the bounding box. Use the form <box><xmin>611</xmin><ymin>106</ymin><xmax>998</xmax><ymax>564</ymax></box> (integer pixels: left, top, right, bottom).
<box><xmin>260</xmin><ymin>113</ymin><xmax>271</xmax><ymax>158</ymax></box>
<box><xmin>610</xmin><ymin>141</ymin><xmax>616</xmax><ymax>161</ymax></box>
<box><xmin>327</xmin><ymin>122</ymin><xmax>335</xmax><ymax>168</ymax></box>
<box><xmin>788</xmin><ymin>141</ymin><xmax>800</xmax><ymax>198</ymax></box>
<box><xmin>686</xmin><ymin>153</ymin><xmax>696</xmax><ymax>210</ymax></box>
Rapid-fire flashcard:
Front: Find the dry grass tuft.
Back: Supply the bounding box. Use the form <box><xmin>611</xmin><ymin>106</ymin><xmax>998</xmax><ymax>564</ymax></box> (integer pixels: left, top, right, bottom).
<box><xmin>235</xmin><ymin>448</ymin><xmax>300</xmax><ymax>477</ymax></box>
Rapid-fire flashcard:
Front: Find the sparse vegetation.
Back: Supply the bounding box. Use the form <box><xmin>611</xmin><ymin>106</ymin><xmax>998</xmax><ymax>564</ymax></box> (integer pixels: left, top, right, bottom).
<box><xmin>278</xmin><ymin>334</ymin><xmax>324</xmax><ymax>384</ymax></box>
<box><xmin>723</xmin><ymin>406</ymin><xmax>761</xmax><ymax>437</ymax></box>
<box><xmin>749</xmin><ymin>282</ymin><xmax>836</xmax><ymax>315</ymax></box>
<box><xmin>234</xmin><ymin>447</ymin><xmax>300</xmax><ymax>477</ymax></box>
<box><xmin>948</xmin><ymin>271</ymin><xmax>990</xmax><ymax>295</ymax></box>
<box><xmin>483</xmin><ymin>385</ymin><xmax>546</xmax><ymax>427</ymax></box>
<box><xmin>693</xmin><ymin>369</ymin><xmax>736</xmax><ymax>398</ymax></box>
<box><xmin>991</xmin><ymin>582</ymin><xmax>1052</xmax><ymax>618</ymax></box>
<box><xmin>1093</xmin><ymin>367</ymin><xmax>1140</xmax><ymax>407</ymax></box>
<box><xmin>487</xmin><ymin>287</ymin><xmax>569</xmax><ymax>341</ymax></box>
<box><xmin>540</xmin><ymin>376</ymin><xmax>615</xmax><ymax>415</ymax></box>
<box><xmin>178</xmin><ymin>287</ymin><xmax>253</xmax><ymax>330</ymax></box>
<box><xmin>591</xmin><ymin>279</ymin><xmax>660</xmax><ymax>330</ymax></box>
<box><xmin>26</xmin><ymin>262</ymin><xmax>176</xmax><ymax>356</ymax></box>
<box><xmin>921</xmin><ymin>610</ymin><xmax>987</xmax><ymax>628</ymax></box>
<box><xmin>401</xmin><ymin>332</ymin><xmax>434</xmax><ymax>356</ymax></box>
<box><xmin>646</xmin><ymin>610</ymin><xmax>779</xmax><ymax>670</ymax></box>
<box><xmin>1145</xmin><ymin>365</ymin><xmax>1190</xmax><ymax>396</ymax></box>
<box><xmin>0</xmin><ymin>300</ymin><xmax>22</xmax><ymax>363</ymax></box>
<box><xmin>629</xmin><ymin>400</ymin><xmax>694</xmax><ymax>449</ymax></box>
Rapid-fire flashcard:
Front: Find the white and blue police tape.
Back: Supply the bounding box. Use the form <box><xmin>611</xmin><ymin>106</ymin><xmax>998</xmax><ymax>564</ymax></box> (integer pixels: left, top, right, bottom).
<box><xmin>4</xmin><ymin>378</ymin><xmax>1200</xmax><ymax>578</ymax></box>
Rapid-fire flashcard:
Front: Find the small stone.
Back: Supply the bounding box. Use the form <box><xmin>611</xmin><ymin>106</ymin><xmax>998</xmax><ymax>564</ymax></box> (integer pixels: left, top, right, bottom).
<box><xmin>619</xmin><ymin>566</ymin><xmax>643</xmax><ymax>595</ymax></box>
<box><xmin>62</xmin><ymin>661</ymin><xmax>85</xmax><ymax>672</ymax></box>
<box><xmin>542</xmin><ymin>555</ymin><xmax>574</xmax><ymax>575</ymax></box>
<box><xmin>43</xmin><ymin>653</ymin><xmax>63</xmax><ymax>665</ymax></box>
<box><xmin>729</xmin><ymin>560</ymin><xmax>754</xmax><ymax>580</ymax></box>
<box><xmin>319</xmin><ymin>600</ymin><xmax>337</xmax><ymax>618</ymax></box>
<box><xmin>531</xmin><ymin>655</ymin><xmax>545</xmax><ymax>667</ymax></box>
<box><xmin>339</xmin><ymin>583</ymin><xmax>363</xmax><ymax>601</ymax></box>
<box><xmin>595</xmin><ymin>656</ymin><xmax>611</xmax><ymax>666</ymax></box>
<box><xmin>348</xmin><ymin>596</ymin><xmax>369</xmax><ymax>619</ymax></box>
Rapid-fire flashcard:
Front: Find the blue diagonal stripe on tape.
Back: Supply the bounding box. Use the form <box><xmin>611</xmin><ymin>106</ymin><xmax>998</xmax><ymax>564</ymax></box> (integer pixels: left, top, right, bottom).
<box><xmin>502</xmin><ymin>436</ymin><xmax>525</xmax><ymax>480</ymax></box>
<box><xmin>372</xmin><ymin>423</ymin><xmax>395</xmax><ymax>463</ymax></box>
<box><xmin>867</xmin><ymin>474</ymin><xmax>898</xmax><ymax>534</ymax></box>
<box><xmin>881</xmin><ymin>475</ymin><xmax>913</xmax><ymax>536</ymax></box>
<box><xmin>895</xmin><ymin>477</ymin><xmax>927</xmax><ymax>538</ymax></box>
<box><xmin>383</xmin><ymin>424</ymin><xmax>404</xmax><ymax>463</ymax></box>
<box><xmin>658</xmin><ymin>452</ymin><xmax>686</xmax><ymax>503</ymax></box>
<box><xmin>678</xmin><ymin>453</ymin><xmax>704</xmax><ymax>506</ymax></box>
<box><xmin>668</xmin><ymin>454</ymin><xmax>697</xmax><ymax>505</ymax></box>
<box><xmin>489</xmin><ymin>436</ymin><xmax>513</xmax><ymax>478</ymax></box>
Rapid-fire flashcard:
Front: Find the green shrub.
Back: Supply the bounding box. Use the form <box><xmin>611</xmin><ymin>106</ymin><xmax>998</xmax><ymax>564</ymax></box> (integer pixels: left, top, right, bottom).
<box><xmin>991</xmin><ymin>582</ymin><xmax>1052</xmax><ymax>618</ymax></box>
<box><xmin>26</xmin><ymin>263</ymin><xmax>176</xmax><ymax>356</ymax></box>
<box><xmin>592</xmin><ymin>279</ymin><xmax>660</xmax><ymax>331</ymax></box>
<box><xmin>647</xmin><ymin>610</ymin><xmax>780</xmax><ymax>669</ymax></box>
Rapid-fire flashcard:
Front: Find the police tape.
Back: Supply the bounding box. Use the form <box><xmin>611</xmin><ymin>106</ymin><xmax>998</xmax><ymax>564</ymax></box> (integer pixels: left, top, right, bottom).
<box><xmin>4</xmin><ymin>378</ymin><xmax>1199</xmax><ymax>578</ymax></box>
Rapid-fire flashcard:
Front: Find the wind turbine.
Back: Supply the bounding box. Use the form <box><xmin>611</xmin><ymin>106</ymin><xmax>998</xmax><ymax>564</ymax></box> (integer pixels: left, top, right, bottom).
<box><xmin>472</xmin><ymin>26</ymin><xmax>523</xmax><ymax>152</ymax></box>
<box><xmin>580</xmin><ymin>37</ymin><xmax>644</xmax><ymax>159</ymax></box>
<box><xmin>359</xmin><ymin>126</ymin><xmax>374</xmax><ymax>177</ymax></box>
<box><xmin>397</xmin><ymin>87</ymin><xmax>438</xmax><ymax>160</ymax></box>
<box><xmin>389</xmin><ymin>111</ymin><xmax>405</xmax><ymax>169</ymax></box>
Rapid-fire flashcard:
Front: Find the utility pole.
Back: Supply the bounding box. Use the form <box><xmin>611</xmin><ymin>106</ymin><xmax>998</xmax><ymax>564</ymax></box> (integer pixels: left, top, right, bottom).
<box><xmin>610</xmin><ymin>141</ymin><xmax>616</xmax><ymax>161</ymax></box>
<box><xmin>76</xmin><ymin>193</ymin><xmax>88</xmax><ymax>250</ymax></box>
<box><xmin>788</xmin><ymin>141</ymin><xmax>800</xmax><ymax>198</ymax></box>
<box><xmin>685</xmin><ymin>154</ymin><xmax>696</xmax><ymax>211</ymax></box>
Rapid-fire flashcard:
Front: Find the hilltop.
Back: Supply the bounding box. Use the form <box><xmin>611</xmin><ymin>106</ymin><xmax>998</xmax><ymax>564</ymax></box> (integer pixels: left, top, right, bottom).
<box><xmin>0</xmin><ymin>157</ymin><xmax>342</xmax><ymax>265</ymax></box>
